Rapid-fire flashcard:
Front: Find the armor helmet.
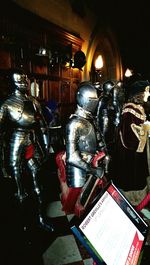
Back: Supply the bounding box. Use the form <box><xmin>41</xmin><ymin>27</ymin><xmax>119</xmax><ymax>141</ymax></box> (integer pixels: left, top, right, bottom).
<box><xmin>103</xmin><ymin>80</ymin><xmax>114</xmax><ymax>95</ymax></box>
<box><xmin>76</xmin><ymin>82</ymin><xmax>99</xmax><ymax>114</ymax></box>
<box><xmin>11</xmin><ymin>69</ymin><xmax>28</xmax><ymax>93</ymax></box>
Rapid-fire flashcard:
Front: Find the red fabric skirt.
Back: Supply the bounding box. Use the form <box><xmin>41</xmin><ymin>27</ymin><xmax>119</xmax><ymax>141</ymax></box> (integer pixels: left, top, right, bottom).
<box><xmin>55</xmin><ymin>151</ymin><xmax>107</xmax><ymax>217</ymax></box>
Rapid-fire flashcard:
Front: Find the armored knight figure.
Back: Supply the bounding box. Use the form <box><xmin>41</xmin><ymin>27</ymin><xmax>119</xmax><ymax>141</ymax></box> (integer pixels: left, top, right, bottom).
<box><xmin>0</xmin><ymin>69</ymin><xmax>53</xmax><ymax>231</ymax></box>
<box><xmin>65</xmin><ymin>82</ymin><xmax>109</xmax><ymax>191</ymax></box>
<box><xmin>96</xmin><ymin>80</ymin><xmax>121</xmax><ymax>151</ymax></box>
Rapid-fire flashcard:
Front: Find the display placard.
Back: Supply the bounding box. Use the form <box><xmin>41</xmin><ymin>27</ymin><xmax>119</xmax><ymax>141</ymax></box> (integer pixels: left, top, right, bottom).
<box><xmin>71</xmin><ymin>182</ymin><xmax>149</xmax><ymax>265</ymax></box>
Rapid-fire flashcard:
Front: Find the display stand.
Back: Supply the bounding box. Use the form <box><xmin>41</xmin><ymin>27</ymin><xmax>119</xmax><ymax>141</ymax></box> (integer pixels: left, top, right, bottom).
<box><xmin>71</xmin><ymin>181</ymin><xmax>149</xmax><ymax>265</ymax></box>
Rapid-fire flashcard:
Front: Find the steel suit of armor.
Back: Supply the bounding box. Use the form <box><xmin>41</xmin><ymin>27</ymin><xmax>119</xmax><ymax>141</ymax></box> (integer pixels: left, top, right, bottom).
<box><xmin>97</xmin><ymin>80</ymin><xmax>121</xmax><ymax>149</ymax></box>
<box><xmin>0</xmin><ymin>69</ymin><xmax>53</xmax><ymax>231</ymax></box>
<box><xmin>66</xmin><ymin>82</ymin><xmax>107</xmax><ymax>189</ymax></box>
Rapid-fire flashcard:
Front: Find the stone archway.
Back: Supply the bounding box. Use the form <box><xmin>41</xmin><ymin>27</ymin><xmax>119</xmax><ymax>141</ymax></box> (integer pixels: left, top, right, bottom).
<box><xmin>83</xmin><ymin>26</ymin><xmax>123</xmax><ymax>82</ymax></box>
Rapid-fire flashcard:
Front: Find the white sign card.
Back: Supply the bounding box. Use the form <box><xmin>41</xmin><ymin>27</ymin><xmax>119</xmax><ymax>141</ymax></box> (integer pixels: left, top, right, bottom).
<box><xmin>72</xmin><ymin>182</ymin><xmax>148</xmax><ymax>265</ymax></box>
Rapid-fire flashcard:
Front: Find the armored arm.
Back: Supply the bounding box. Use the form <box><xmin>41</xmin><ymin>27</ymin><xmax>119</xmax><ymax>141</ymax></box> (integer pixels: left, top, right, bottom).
<box><xmin>0</xmin><ymin>101</ymin><xmax>7</xmax><ymax>177</ymax></box>
<box><xmin>112</xmin><ymin>85</ymin><xmax>121</xmax><ymax>127</ymax></box>
<box><xmin>33</xmin><ymin>98</ymin><xmax>50</xmax><ymax>157</ymax></box>
<box><xmin>66</xmin><ymin>119</ymin><xmax>91</xmax><ymax>172</ymax></box>
<box><xmin>94</xmin><ymin>118</ymin><xmax>110</xmax><ymax>174</ymax></box>
<box><xmin>66</xmin><ymin>118</ymin><xmax>104</xmax><ymax>178</ymax></box>
<box><xmin>97</xmin><ymin>97</ymin><xmax>109</xmax><ymax>136</ymax></box>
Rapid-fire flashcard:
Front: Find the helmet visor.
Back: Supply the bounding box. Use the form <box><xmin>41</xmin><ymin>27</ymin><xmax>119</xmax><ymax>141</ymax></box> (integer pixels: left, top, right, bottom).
<box><xmin>13</xmin><ymin>73</ymin><xmax>28</xmax><ymax>92</ymax></box>
<box><xmin>85</xmin><ymin>97</ymin><xmax>99</xmax><ymax>113</ymax></box>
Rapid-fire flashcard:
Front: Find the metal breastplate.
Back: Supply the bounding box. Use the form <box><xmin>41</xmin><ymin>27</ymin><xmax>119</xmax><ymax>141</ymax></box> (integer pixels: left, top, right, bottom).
<box><xmin>66</xmin><ymin>116</ymin><xmax>97</xmax><ymax>187</ymax></box>
<box><xmin>77</xmin><ymin>118</ymin><xmax>97</xmax><ymax>154</ymax></box>
<box><xmin>7</xmin><ymin>96</ymin><xmax>36</xmax><ymax>128</ymax></box>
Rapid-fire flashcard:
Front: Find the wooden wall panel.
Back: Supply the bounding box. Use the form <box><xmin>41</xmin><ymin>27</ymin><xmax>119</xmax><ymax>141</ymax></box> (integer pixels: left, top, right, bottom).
<box><xmin>0</xmin><ymin>2</ymin><xmax>83</xmax><ymax>123</ymax></box>
<box><xmin>0</xmin><ymin>50</ymin><xmax>11</xmax><ymax>69</ymax></box>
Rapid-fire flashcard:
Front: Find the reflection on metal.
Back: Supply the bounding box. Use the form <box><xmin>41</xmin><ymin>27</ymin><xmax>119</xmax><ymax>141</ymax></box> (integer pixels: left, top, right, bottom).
<box><xmin>30</xmin><ymin>81</ymin><xmax>39</xmax><ymax>98</ymax></box>
<box><xmin>36</xmin><ymin>47</ymin><xmax>49</xmax><ymax>57</ymax></box>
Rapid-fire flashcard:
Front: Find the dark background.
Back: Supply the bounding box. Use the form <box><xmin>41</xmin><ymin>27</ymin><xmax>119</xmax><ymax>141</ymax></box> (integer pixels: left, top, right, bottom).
<box><xmin>80</xmin><ymin>0</ymin><xmax>150</xmax><ymax>78</ymax></box>
<box><xmin>71</xmin><ymin>0</ymin><xmax>150</xmax><ymax>77</ymax></box>
<box><xmin>99</xmin><ymin>1</ymin><xmax>150</xmax><ymax>77</ymax></box>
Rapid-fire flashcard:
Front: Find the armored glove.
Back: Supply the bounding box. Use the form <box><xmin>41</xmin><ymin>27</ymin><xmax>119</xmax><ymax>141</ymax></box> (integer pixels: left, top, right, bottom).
<box><xmin>90</xmin><ymin>166</ymin><xmax>104</xmax><ymax>179</ymax></box>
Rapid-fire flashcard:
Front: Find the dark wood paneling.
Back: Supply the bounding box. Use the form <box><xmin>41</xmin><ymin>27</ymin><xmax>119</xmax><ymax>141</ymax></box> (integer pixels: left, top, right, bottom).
<box><xmin>0</xmin><ymin>1</ymin><xmax>83</xmax><ymax>122</ymax></box>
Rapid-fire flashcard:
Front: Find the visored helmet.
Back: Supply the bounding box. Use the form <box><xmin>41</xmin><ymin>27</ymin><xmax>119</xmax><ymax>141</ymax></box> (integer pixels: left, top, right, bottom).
<box><xmin>76</xmin><ymin>82</ymin><xmax>99</xmax><ymax>114</ymax></box>
<box><xmin>103</xmin><ymin>80</ymin><xmax>114</xmax><ymax>95</ymax></box>
<box><xmin>11</xmin><ymin>68</ymin><xmax>28</xmax><ymax>93</ymax></box>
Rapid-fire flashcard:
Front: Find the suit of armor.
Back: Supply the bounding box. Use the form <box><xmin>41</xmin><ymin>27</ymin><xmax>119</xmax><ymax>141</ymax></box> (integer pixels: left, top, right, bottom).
<box><xmin>97</xmin><ymin>81</ymin><xmax>121</xmax><ymax>149</ymax></box>
<box><xmin>0</xmin><ymin>70</ymin><xmax>53</xmax><ymax>231</ymax></box>
<box><xmin>66</xmin><ymin>83</ymin><xmax>107</xmax><ymax>188</ymax></box>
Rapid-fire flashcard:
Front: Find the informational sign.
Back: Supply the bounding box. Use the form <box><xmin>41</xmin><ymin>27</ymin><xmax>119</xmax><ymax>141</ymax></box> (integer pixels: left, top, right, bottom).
<box><xmin>71</xmin><ymin>182</ymin><xmax>148</xmax><ymax>265</ymax></box>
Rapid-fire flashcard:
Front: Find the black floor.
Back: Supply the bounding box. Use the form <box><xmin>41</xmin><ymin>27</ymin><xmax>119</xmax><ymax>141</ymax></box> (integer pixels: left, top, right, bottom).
<box><xmin>0</xmin><ymin>153</ymin><xmax>150</xmax><ymax>265</ymax></box>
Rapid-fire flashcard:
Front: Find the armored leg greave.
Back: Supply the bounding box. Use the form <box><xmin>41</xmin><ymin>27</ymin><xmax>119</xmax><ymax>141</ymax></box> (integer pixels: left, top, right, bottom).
<box><xmin>27</xmin><ymin>158</ymin><xmax>54</xmax><ymax>232</ymax></box>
